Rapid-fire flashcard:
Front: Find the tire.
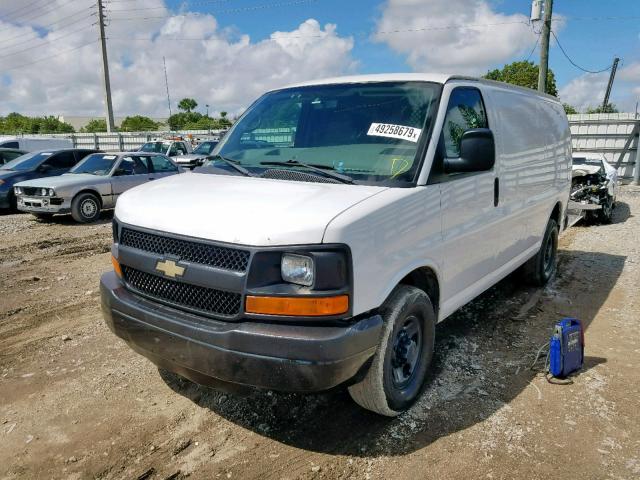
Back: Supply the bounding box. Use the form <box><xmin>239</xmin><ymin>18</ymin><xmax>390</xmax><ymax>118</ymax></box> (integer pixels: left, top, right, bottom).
<box><xmin>521</xmin><ymin>218</ymin><xmax>558</xmax><ymax>286</ymax></box>
<box><xmin>348</xmin><ymin>285</ymin><xmax>435</xmax><ymax>416</ymax></box>
<box><xmin>71</xmin><ymin>192</ymin><xmax>101</xmax><ymax>223</ymax></box>
<box><xmin>596</xmin><ymin>195</ymin><xmax>613</xmax><ymax>224</ymax></box>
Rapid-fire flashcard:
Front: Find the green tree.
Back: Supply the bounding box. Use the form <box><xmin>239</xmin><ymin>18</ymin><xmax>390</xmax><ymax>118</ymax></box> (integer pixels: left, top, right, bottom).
<box><xmin>484</xmin><ymin>61</ymin><xmax>558</xmax><ymax>96</ymax></box>
<box><xmin>80</xmin><ymin>119</ymin><xmax>108</xmax><ymax>133</ymax></box>
<box><xmin>0</xmin><ymin>113</ymin><xmax>75</xmax><ymax>134</ymax></box>
<box><xmin>178</xmin><ymin>98</ymin><xmax>198</xmax><ymax>113</ymax></box>
<box><xmin>586</xmin><ymin>103</ymin><xmax>619</xmax><ymax>114</ymax></box>
<box><xmin>562</xmin><ymin>103</ymin><xmax>578</xmax><ymax>115</ymax></box>
<box><xmin>120</xmin><ymin>115</ymin><xmax>161</xmax><ymax>132</ymax></box>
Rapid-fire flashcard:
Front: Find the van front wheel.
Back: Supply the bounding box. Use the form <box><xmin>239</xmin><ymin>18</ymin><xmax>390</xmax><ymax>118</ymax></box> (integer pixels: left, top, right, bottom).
<box><xmin>521</xmin><ymin>218</ymin><xmax>558</xmax><ymax>286</ymax></box>
<box><xmin>348</xmin><ymin>285</ymin><xmax>435</xmax><ymax>416</ymax></box>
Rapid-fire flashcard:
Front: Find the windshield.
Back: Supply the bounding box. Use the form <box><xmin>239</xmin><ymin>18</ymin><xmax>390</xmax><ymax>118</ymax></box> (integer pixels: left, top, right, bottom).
<box><xmin>0</xmin><ymin>151</ymin><xmax>52</xmax><ymax>171</ymax></box>
<box><xmin>193</xmin><ymin>141</ymin><xmax>218</xmax><ymax>155</ymax></box>
<box><xmin>140</xmin><ymin>142</ymin><xmax>169</xmax><ymax>153</ymax></box>
<box><xmin>70</xmin><ymin>153</ymin><xmax>118</xmax><ymax>175</ymax></box>
<box><xmin>212</xmin><ymin>82</ymin><xmax>440</xmax><ymax>185</ymax></box>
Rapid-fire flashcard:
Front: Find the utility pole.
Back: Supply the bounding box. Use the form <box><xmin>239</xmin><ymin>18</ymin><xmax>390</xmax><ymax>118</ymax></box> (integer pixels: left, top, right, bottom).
<box><xmin>97</xmin><ymin>0</ymin><xmax>115</xmax><ymax>132</ymax></box>
<box><xmin>163</xmin><ymin>56</ymin><xmax>172</xmax><ymax>120</ymax></box>
<box><xmin>602</xmin><ymin>57</ymin><xmax>620</xmax><ymax>111</ymax></box>
<box><xmin>537</xmin><ymin>0</ymin><xmax>553</xmax><ymax>93</ymax></box>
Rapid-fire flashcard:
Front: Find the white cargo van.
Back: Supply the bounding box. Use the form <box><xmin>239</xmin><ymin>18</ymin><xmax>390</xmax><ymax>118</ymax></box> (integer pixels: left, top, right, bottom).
<box><xmin>101</xmin><ymin>74</ymin><xmax>571</xmax><ymax>416</ymax></box>
<box><xmin>0</xmin><ymin>136</ymin><xmax>73</xmax><ymax>151</ymax></box>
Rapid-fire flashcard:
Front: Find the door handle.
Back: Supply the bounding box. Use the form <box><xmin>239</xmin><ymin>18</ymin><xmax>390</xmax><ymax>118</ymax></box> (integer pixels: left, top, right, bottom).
<box><xmin>494</xmin><ymin>178</ymin><xmax>499</xmax><ymax>207</ymax></box>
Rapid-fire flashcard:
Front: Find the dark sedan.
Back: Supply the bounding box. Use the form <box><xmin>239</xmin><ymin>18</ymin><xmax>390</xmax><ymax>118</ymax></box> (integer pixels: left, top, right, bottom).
<box><xmin>0</xmin><ymin>148</ymin><xmax>100</xmax><ymax>210</ymax></box>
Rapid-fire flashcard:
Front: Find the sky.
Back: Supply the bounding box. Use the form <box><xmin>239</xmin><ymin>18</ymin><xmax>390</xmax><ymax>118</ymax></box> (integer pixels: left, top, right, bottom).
<box><xmin>0</xmin><ymin>0</ymin><xmax>639</xmax><ymax>118</ymax></box>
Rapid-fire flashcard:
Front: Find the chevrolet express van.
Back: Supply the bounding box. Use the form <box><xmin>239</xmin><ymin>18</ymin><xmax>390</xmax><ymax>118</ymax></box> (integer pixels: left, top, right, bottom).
<box><xmin>101</xmin><ymin>74</ymin><xmax>571</xmax><ymax>416</ymax></box>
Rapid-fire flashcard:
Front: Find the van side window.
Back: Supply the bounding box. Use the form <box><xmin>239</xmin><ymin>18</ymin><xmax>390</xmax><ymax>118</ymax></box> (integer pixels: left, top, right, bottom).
<box><xmin>1</xmin><ymin>141</ymin><xmax>19</xmax><ymax>148</ymax></box>
<box><xmin>442</xmin><ymin>88</ymin><xmax>488</xmax><ymax>158</ymax></box>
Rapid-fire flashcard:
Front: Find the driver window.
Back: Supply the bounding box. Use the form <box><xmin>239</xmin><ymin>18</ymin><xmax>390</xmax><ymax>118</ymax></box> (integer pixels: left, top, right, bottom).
<box><xmin>118</xmin><ymin>157</ymin><xmax>136</xmax><ymax>175</ymax></box>
<box><xmin>168</xmin><ymin>144</ymin><xmax>178</xmax><ymax>156</ymax></box>
<box><xmin>176</xmin><ymin>143</ymin><xmax>187</xmax><ymax>155</ymax></box>
<box><xmin>442</xmin><ymin>88</ymin><xmax>487</xmax><ymax>158</ymax></box>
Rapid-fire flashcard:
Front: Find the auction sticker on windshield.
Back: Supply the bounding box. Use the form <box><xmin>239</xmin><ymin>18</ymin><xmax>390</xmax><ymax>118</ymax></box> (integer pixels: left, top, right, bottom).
<box><xmin>367</xmin><ymin>123</ymin><xmax>421</xmax><ymax>143</ymax></box>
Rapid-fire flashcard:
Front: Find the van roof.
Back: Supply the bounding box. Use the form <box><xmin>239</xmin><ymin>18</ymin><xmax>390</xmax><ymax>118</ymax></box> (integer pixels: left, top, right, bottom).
<box><xmin>279</xmin><ymin>73</ymin><xmax>560</xmax><ymax>102</ymax></box>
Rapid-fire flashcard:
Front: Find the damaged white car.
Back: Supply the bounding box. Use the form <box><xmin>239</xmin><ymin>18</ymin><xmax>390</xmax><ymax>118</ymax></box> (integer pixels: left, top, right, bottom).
<box><xmin>570</xmin><ymin>153</ymin><xmax>619</xmax><ymax>224</ymax></box>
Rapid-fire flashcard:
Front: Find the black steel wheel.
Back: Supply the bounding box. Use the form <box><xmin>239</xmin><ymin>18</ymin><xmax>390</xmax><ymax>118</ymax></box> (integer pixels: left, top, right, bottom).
<box><xmin>348</xmin><ymin>285</ymin><xmax>435</xmax><ymax>416</ymax></box>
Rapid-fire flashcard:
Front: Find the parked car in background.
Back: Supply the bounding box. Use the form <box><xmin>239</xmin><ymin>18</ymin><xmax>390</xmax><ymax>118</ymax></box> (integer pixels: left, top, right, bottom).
<box><xmin>0</xmin><ymin>136</ymin><xmax>73</xmax><ymax>151</ymax></box>
<box><xmin>173</xmin><ymin>140</ymin><xmax>219</xmax><ymax>169</ymax></box>
<box><xmin>15</xmin><ymin>152</ymin><xmax>181</xmax><ymax>223</ymax></box>
<box><xmin>0</xmin><ymin>148</ymin><xmax>28</xmax><ymax>165</ymax></box>
<box><xmin>0</xmin><ymin>148</ymin><xmax>99</xmax><ymax>211</ymax></box>
<box><xmin>570</xmin><ymin>153</ymin><xmax>619</xmax><ymax>224</ymax></box>
<box><xmin>139</xmin><ymin>139</ymin><xmax>192</xmax><ymax>161</ymax></box>
<box><xmin>102</xmin><ymin>74</ymin><xmax>571</xmax><ymax>416</ymax></box>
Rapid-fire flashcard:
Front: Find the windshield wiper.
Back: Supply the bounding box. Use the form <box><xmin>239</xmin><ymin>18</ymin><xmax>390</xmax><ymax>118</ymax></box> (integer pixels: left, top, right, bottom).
<box><xmin>259</xmin><ymin>159</ymin><xmax>354</xmax><ymax>184</ymax></box>
<box><xmin>208</xmin><ymin>154</ymin><xmax>255</xmax><ymax>177</ymax></box>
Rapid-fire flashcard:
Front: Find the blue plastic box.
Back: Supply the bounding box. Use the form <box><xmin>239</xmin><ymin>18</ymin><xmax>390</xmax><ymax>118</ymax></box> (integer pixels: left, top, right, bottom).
<box><xmin>549</xmin><ymin>318</ymin><xmax>584</xmax><ymax>378</ymax></box>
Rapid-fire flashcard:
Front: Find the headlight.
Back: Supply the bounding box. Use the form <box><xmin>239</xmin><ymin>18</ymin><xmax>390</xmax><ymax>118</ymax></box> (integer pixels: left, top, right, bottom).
<box><xmin>281</xmin><ymin>254</ymin><xmax>314</xmax><ymax>286</ymax></box>
<box><xmin>14</xmin><ymin>186</ymin><xmax>22</xmax><ymax>195</ymax></box>
<box><xmin>48</xmin><ymin>188</ymin><xmax>55</xmax><ymax>196</ymax></box>
<box><xmin>40</xmin><ymin>188</ymin><xmax>47</xmax><ymax>196</ymax></box>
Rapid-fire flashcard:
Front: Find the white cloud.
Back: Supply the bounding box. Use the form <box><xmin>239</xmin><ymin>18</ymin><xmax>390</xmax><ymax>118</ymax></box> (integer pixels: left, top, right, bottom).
<box><xmin>0</xmin><ymin>1</ymin><xmax>355</xmax><ymax>117</ymax></box>
<box><xmin>373</xmin><ymin>0</ymin><xmax>538</xmax><ymax>74</ymax></box>
<box><xmin>559</xmin><ymin>62</ymin><xmax>640</xmax><ymax>112</ymax></box>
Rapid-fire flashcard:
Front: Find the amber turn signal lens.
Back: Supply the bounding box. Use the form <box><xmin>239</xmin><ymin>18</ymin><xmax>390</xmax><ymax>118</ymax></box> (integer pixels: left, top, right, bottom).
<box><xmin>111</xmin><ymin>255</ymin><xmax>123</xmax><ymax>278</ymax></box>
<box><xmin>245</xmin><ymin>295</ymin><xmax>349</xmax><ymax>316</ymax></box>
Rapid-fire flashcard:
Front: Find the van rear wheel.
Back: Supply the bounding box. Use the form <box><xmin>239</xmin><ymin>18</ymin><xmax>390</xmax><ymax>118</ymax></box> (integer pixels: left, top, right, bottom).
<box><xmin>521</xmin><ymin>218</ymin><xmax>558</xmax><ymax>286</ymax></box>
<box><xmin>348</xmin><ymin>285</ymin><xmax>435</xmax><ymax>416</ymax></box>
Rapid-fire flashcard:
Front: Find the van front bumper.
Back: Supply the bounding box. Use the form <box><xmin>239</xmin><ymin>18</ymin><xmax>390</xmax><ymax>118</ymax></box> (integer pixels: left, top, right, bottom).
<box><xmin>100</xmin><ymin>271</ymin><xmax>382</xmax><ymax>392</ymax></box>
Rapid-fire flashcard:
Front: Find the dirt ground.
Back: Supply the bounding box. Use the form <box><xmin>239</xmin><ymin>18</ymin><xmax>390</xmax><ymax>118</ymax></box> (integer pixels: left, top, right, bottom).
<box><xmin>1</xmin><ymin>187</ymin><xmax>639</xmax><ymax>480</ymax></box>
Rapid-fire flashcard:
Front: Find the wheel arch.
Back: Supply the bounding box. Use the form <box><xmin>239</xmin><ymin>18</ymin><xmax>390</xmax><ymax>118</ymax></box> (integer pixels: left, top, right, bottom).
<box><xmin>73</xmin><ymin>189</ymin><xmax>103</xmax><ymax>209</ymax></box>
<box><xmin>396</xmin><ymin>265</ymin><xmax>441</xmax><ymax>320</ymax></box>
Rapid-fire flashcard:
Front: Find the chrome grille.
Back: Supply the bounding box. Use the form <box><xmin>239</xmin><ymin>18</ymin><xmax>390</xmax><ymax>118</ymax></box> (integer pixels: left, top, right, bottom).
<box><xmin>120</xmin><ymin>228</ymin><xmax>250</xmax><ymax>272</ymax></box>
<box><xmin>122</xmin><ymin>266</ymin><xmax>241</xmax><ymax>317</ymax></box>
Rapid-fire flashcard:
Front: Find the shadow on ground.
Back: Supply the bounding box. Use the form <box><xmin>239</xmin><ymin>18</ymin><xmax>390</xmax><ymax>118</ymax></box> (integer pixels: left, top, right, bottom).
<box><xmin>160</xmin><ymin>248</ymin><xmax>625</xmax><ymax>457</ymax></box>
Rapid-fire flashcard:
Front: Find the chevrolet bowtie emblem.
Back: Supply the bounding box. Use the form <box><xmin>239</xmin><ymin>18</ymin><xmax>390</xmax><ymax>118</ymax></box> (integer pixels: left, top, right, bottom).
<box><xmin>156</xmin><ymin>259</ymin><xmax>185</xmax><ymax>278</ymax></box>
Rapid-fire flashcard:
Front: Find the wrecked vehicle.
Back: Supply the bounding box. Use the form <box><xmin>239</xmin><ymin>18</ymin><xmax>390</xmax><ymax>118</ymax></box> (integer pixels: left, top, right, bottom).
<box><xmin>101</xmin><ymin>74</ymin><xmax>571</xmax><ymax>416</ymax></box>
<box><xmin>570</xmin><ymin>154</ymin><xmax>619</xmax><ymax>224</ymax></box>
<box><xmin>15</xmin><ymin>152</ymin><xmax>181</xmax><ymax>223</ymax></box>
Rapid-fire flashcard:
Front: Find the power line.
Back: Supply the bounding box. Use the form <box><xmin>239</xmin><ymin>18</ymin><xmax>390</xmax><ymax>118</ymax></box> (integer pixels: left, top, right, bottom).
<box><xmin>525</xmin><ymin>33</ymin><xmax>541</xmax><ymax>62</ymax></box>
<box><xmin>2</xmin><ymin>14</ymin><xmax>95</xmax><ymax>51</ymax></box>
<box><xmin>0</xmin><ymin>0</ymin><xmax>92</xmax><ymax>32</ymax></box>
<box><xmin>0</xmin><ymin>0</ymin><xmax>50</xmax><ymax>19</ymax></box>
<box><xmin>0</xmin><ymin>24</ymin><xmax>95</xmax><ymax>60</ymax></box>
<box><xmin>3</xmin><ymin>39</ymin><xmax>99</xmax><ymax>72</ymax></box>
<box><xmin>109</xmin><ymin>0</ymin><xmax>318</xmax><ymax>21</ymax></box>
<box><xmin>550</xmin><ymin>30</ymin><xmax>612</xmax><ymax>74</ymax></box>
<box><xmin>0</xmin><ymin>7</ymin><xmax>94</xmax><ymax>38</ymax></box>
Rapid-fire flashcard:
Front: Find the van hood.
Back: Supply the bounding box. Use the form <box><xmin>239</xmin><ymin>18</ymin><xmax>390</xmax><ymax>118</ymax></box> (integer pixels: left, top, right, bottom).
<box><xmin>116</xmin><ymin>172</ymin><xmax>387</xmax><ymax>246</ymax></box>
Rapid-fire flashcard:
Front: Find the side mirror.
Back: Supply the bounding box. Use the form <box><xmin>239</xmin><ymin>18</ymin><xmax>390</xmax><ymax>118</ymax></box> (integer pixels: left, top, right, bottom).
<box><xmin>38</xmin><ymin>164</ymin><xmax>52</xmax><ymax>173</ymax></box>
<box><xmin>444</xmin><ymin>128</ymin><xmax>495</xmax><ymax>174</ymax></box>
